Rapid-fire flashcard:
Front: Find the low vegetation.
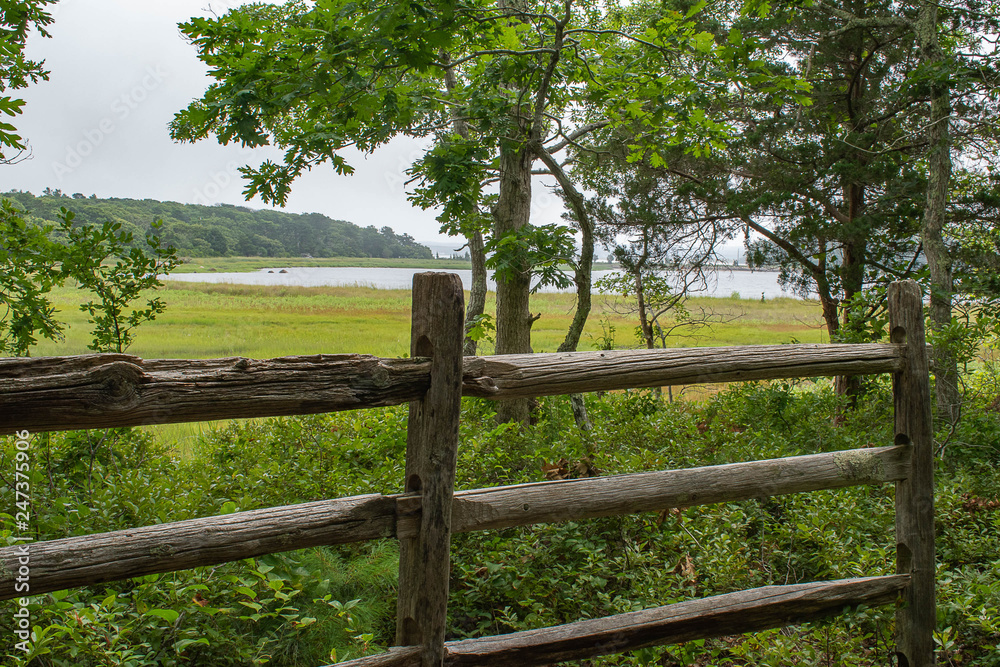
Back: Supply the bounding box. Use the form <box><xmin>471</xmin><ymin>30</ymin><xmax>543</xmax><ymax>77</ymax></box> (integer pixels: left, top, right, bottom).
<box><xmin>2</xmin><ymin>382</ymin><xmax>999</xmax><ymax>666</ymax></box>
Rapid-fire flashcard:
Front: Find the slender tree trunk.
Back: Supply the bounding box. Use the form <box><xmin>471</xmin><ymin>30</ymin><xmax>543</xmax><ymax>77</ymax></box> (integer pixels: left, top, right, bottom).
<box><xmin>630</xmin><ymin>235</ymin><xmax>656</xmax><ymax>350</ymax></box>
<box><xmin>546</xmin><ymin>155</ymin><xmax>596</xmax><ymax>430</ymax></box>
<box><xmin>814</xmin><ymin>267</ymin><xmax>840</xmax><ymax>343</ymax></box>
<box><xmin>464</xmin><ymin>230</ymin><xmax>488</xmax><ymax>356</ymax></box>
<box><xmin>629</xmin><ymin>241</ymin><xmax>667</xmax><ymax>400</ymax></box>
<box><xmin>916</xmin><ymin>0</ymin><xmax>959</xmax><ymax>424</ymax></box>
<box><xmin>839</xmin><ymin>185</ymin><xmax>867</xmax><ymax>325</ymax></box>
<box><xmin>561</xmin><ymin>254</ymin><xmax>592</xmax><ymax>430</ymax></box>
<box><xmin>820</xmin><ymin>293</ymin><xmax>840</xmax><ymax>342</ymax></box>
<box><xmin>630</xmin><ymin>265</ymin><xmax>665</xmax><ymax>400</ymax></box>
<box><xmin>835</xmin><ymin>226</ymin><xmax>867</xmax><ymax>402</ymax></box>
<box><xmin>493</xmin><ymin>142</ymin><xmax>535</xmax><ymax>424</ymax></box>
<box><xmin>635</xmin><ymin>270</ymin><xmax>656</xmax><ymax>350</ymax></box>
<box><xmin>439</xmin><ymin>50</ymin><xmax>490</xmax><ymax>358</ymax></box>
<box><xmin>557</xmin><ymin>211</ymin><xmax>593</xmax><ymax>355</ymax></box>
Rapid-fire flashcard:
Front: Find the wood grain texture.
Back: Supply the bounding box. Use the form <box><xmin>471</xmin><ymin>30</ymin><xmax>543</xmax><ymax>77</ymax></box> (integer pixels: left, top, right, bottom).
<box><xmin>327</xmin><ymin>577</ymin><xmax>908</xmax><ymax>667</ymax></box>
<box><xmin>0</xmin><ymin>446</ymin><xmax>905</xmax><ymax>601</ymax></box>
<box><xmin>443</xmin><ymin>445</ymin><xmax>910</xmax><ymax>534</ymax></box>
<box><xmin>0</xmin><ymin>353</ymin><xmax>429</xmax><ymax>434</ymax></box>
<box><xmin>0</xmin><ymin>344</ymin><xmax>901</xmax><ymax>435</ymax></box>
<box><xmin>440</xmin><ymin>576</ymin><xmax>909</xmax><ymax>666</ymax></box>
<box><xmin>889</xmin><ymin>280</ymin><xmax>936</xmax><ymax>667</ymax></box>
<box><xmin>395</xmin><ymin>273</ymin><xmax>465</xmax><ymax>666</ymax></box>
<box><xmin>329</xmin><ymin>647</ymin><xmax>421</xmax><ymax>667</ymax></box>
<box><xmin>0</xmin><ymin>494</ymin><xmax>396</xmax><ymax>601</ymax></box>
<box><xmin>460</xmin><ymin>343</ymin><xmax>903</xmax><ymax>399</ymax></box>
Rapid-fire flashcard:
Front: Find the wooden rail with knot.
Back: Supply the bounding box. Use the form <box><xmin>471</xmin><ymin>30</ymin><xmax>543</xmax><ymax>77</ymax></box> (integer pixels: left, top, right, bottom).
<box><xmin>0</xmin><ymin>274</ymin><xmax>935</xmax><ymax>667</ymax></box>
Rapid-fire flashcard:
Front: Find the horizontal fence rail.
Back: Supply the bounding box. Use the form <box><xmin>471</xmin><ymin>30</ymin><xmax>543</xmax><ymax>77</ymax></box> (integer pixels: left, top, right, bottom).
<box><xmin>0</xmin><ymin>445</ymin><xmax>908</xmax><ymax>601</ymax></box>
<box><xmin>0</xmin><ymin>343</ymin><xmax>903</xmax><ymax>435</ymax></box>
<box><xmin>0</xmin><ymin>353</ymin><xmax>431</xmax><ymax>435</ymax></box>
<box><xmin>461</xmin><ymin>344</ymin><xmax>903</xmax><ymax>398</ymax></box>
<box><xmin>331</xmin><ymin>576</ymin><xmax>910</xmax><ymax>667</ymax></box>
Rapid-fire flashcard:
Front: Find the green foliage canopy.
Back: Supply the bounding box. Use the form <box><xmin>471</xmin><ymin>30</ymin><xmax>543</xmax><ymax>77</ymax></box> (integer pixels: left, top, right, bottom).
<box><xmin>0</xmin><ymin>0</ymin><xmax>55</xmax><ymax>160</ymax></box>
<box><xmin>574</xmin><ymin>0</ymin><xmax>1000</xmax><ymax>347</ymax></box>
<box><xmin>169</xmin><ymin>0</ymin><xmax>795</xmax><ymax>246</ymax></box>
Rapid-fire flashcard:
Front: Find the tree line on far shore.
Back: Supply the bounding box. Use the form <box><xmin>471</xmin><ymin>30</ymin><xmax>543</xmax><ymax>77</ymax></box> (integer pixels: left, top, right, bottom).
<box><xmin>1</xmin><ymin>190</ymin><xmax>432</xmax><ymax>260</ymax></box>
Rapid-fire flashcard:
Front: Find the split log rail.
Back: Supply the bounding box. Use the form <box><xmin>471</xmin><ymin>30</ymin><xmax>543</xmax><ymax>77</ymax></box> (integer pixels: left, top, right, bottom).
<box><xmin>0</xmin><ymin>274</ymin><xmax>935</xmax><ymax>666</ymax></box>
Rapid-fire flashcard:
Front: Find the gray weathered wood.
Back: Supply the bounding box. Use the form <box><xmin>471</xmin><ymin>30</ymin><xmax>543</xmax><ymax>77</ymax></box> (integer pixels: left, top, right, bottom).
<box><xmin>889</xmin><ymin>280</ymin><xmax>936</xmax><ymax>667</ymax></box>
<box><xmin>395</xmin><ymin>273</ymin><xmax>465</xmax><ymax>666</ymax></box>
<box><xmin>0</xmin><ymin>494</ymin><xmax>396</xmax><ymax>601</ymax></box>
<box><xmin>460</xmin><ymin>343</ymin><xmax>903</xmax><ymax>399</ymax></box>
<box><xmin>0</xmin><ymin>344</ymin><xmax>901</xmax><ymax>435</ymax></box>
<box><xmin>443</xmin><ymin>576</ymin><xmax>909</xmax><ymax>666</ymax></box>
<box><xmin>441</xmin><ymin>445</ymin><xmax>909</xmax><ymax>535</ymax></box>
<box><xmin>331</xmin><ymin>647</ymin><xmax>421</xmax><ymax>667</ymax></box>
<box><xmin>0</xmin><ymin>353</ymin><xmax>429</xmax><ymax>434</ymax></box>
<box><xmin>0</xmin><ymin>445</ymin><xmax>906</xmax><ymax>601</ymax></box>
<box><xmin>329</xmin><ymin>577</ymin><xmax>908</xmax><ymax>667</ymax></box>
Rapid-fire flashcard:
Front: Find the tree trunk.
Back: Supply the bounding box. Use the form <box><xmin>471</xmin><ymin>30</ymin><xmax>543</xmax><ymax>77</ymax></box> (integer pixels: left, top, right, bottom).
<box><xmin>916</xmin><ymin>0</ymin><xmax>959</xmax><ymax>424</ymax></box>
<box><xmin>493</xmin><ymin>142</ymin><xmax>535</xmax><ymax>424</ymax></box>
<box><xmin>630</xmin><ymin>266</ymin><xmax>665</xmax><ymax>401</ymax></box>
<box><xmin>439</xmin><ymin>49</ymin><xmax>490</xmax><ymax>359</ymax></box>
<box><xmin>820</xmin><ymin>293</ymin><xmax>840</xmax><ymax>342</ymax></box>
<box><xmin>557</xmin><ymin>218</ymin><xmax>593</xmax><ymax>355</ymax></box>
<box><xmin>835</xmin><ymin>227</ymin><xmax>867</xmax><ymax>403</ymax></box>
<box><xmin>813</xmin><ymin>265</ymin><xmax>840</xmax><ymax>344</ymax></box>
<box><xmin>634</xmin><ymin>271</ymin><xmax>656</xmax><ymax>350</ymax></box>
<box><xmin>464</xmin><ymin>230</ymin><xmax>488</xmax><ymax>356</ymax></box>
<box><xmin>553</xmin><ymin>167</ymin><xmax>595</xmax><ymax>431</ymax></box>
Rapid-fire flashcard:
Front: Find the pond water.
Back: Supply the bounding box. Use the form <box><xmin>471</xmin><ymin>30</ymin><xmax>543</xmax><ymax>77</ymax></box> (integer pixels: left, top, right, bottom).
<box><xmin>164</xmin><ymin>266</ymin><xmax>807</xmax><ymax>299</ymax></box>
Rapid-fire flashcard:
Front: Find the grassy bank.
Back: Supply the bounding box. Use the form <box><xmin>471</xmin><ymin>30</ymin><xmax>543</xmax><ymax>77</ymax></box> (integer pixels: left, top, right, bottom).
<box><xmin>30</xmin><ymin>281</ymin><xmax>826</xmax><ymax>444</ymax></box>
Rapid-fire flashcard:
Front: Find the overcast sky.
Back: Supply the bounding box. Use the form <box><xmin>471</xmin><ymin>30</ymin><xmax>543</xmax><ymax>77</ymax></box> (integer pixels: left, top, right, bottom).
<box><xmin>5</xmin><ymin>0</ymin><xmax>572</xmax><ymax>250</ymax></box>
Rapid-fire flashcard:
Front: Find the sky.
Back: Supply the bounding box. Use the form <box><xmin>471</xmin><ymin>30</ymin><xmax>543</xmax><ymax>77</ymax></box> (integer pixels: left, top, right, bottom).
<box><xmin>4</xmin><ymin>0</ymin><xmax>572</xmax><ymax>253</ymax></box>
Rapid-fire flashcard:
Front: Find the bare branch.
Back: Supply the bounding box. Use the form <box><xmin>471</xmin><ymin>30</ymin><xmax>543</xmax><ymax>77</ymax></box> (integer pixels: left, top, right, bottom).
<box><xmin>544</xmin><ymin>121</ymin><xmax>609</xmax><ymax>153</ymax></box>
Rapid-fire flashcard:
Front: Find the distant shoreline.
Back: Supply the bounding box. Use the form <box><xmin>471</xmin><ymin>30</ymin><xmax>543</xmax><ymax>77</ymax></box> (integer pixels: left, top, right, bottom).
<box><xmin>163</xmin><ymin>264</ymin><xmax>803</xmax><ymax>299</ymax></box>
<box><xmin>173</xmin><ymin>256</ymin><xmax>780</xmax><ymax>274</ymax></box>
<box><xmin>172</xmin><ymin>256</ymin><xmax>475</xmax><ymax>273</ymax></box>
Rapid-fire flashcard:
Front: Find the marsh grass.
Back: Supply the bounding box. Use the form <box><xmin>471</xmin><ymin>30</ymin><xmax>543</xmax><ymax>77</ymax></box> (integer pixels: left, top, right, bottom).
<box><xmin>32</xmin><ymin>281</ymin><xmax>826</xmax><ymax>360</ymax></box>
<box><xmin>528</xmin><ymin>292</ymin><xmax>826</xmax><ymax>352</ymax></box>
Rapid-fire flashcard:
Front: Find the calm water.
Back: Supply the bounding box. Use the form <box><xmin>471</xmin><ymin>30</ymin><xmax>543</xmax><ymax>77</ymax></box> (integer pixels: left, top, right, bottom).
<box><xmin>164</xmin><ymin>266</ymin><xmax>805</xmax><ymax>299</ymax></box>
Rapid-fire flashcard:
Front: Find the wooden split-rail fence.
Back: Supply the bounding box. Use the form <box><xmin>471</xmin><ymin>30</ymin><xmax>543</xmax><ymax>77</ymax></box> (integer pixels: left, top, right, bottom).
<box><xmin>0</xmin><ymin>274</ymin><xmax>935</xmax><ymax>667</ymax></box>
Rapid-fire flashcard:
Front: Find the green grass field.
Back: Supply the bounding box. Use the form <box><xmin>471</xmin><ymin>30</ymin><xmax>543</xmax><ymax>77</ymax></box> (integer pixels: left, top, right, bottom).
<box><xmin>33</xmin><ymin>279</ymin><xmax>827</xmax><ymax>360</ymax></box>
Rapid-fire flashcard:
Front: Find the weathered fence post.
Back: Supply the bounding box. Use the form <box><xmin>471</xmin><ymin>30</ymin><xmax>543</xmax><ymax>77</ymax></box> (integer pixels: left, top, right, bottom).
<box><xmin>888</xmin><ymin>279</ymin><xmax>935</xmax><ymax>667</ymax></box>
<box><xmin>396</xmin><ymin>273</ymin><xmax>465</xmax><ymax>666</ymax></box>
